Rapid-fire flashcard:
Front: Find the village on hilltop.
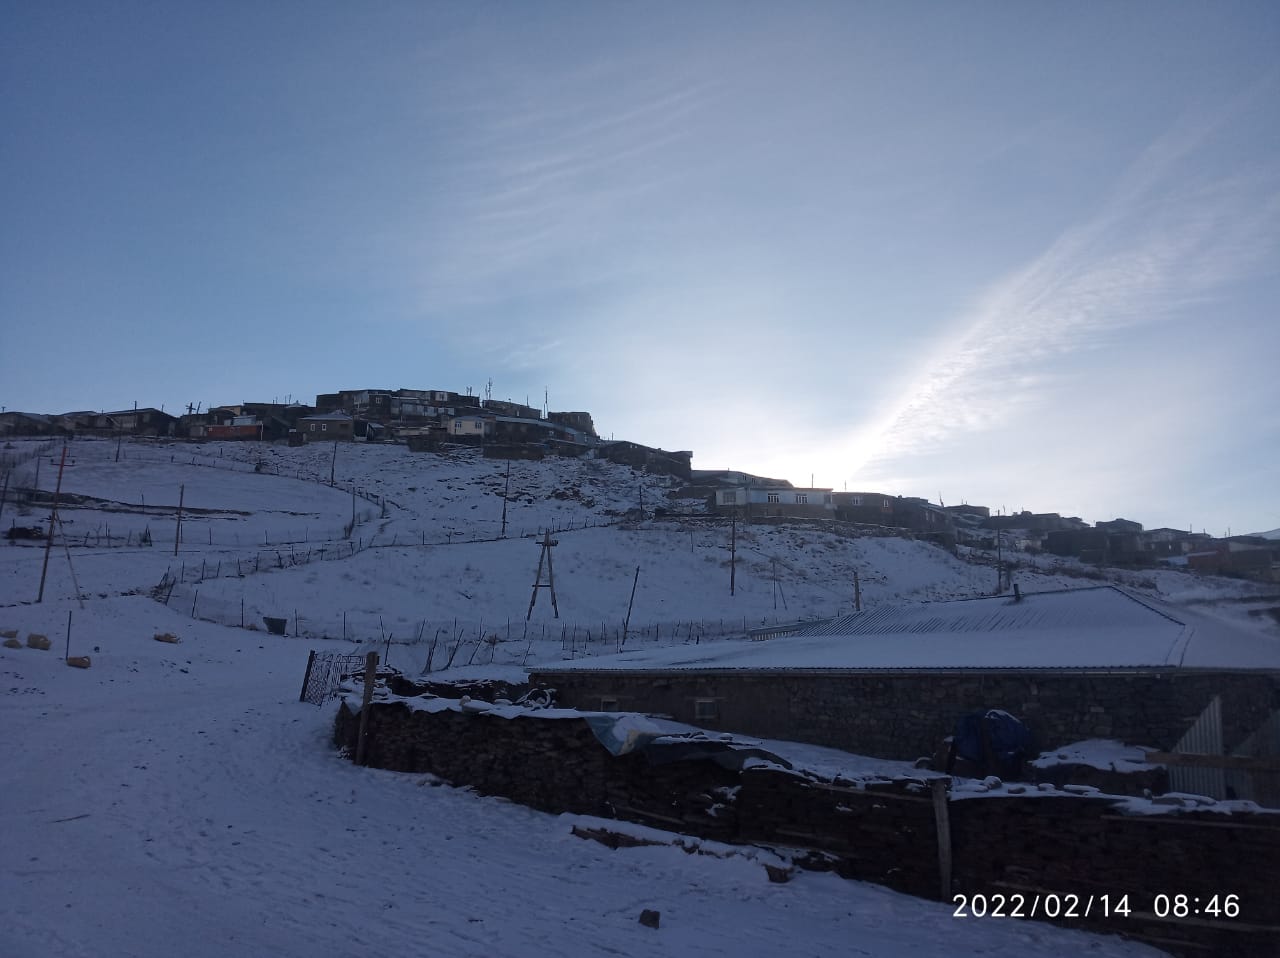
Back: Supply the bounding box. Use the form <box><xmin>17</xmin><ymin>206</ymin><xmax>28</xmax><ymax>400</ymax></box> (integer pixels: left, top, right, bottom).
<box><xmin>2</xmin><ymin>384</ymin><xmax>1277</xmax><ymax>583</ymax></box>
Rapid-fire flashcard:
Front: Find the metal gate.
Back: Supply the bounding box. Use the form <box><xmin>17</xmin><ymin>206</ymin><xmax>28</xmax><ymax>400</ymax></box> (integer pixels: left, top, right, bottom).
<box><xmin>299</xmin><ymin>651</ymin><xmax>367</xmax><ymax>706</ymax></box>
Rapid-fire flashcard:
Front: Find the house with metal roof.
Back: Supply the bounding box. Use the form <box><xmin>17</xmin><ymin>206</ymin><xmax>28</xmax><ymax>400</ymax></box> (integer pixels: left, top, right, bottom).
<box><xmin>297</xmin><ymin>410</ymin><xmax>355</xmax><ymax>442</ymax></box>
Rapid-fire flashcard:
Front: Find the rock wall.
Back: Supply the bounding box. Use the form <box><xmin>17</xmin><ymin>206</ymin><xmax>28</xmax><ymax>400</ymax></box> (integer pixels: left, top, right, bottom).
<box><xmin>533</xmin><ymin>668</ymin><xmax>1280</xmax><ymax>759</ymax></box>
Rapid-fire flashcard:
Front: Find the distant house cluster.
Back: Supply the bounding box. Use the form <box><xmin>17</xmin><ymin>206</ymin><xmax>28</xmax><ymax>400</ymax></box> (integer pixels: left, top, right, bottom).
<box><xmin>700</xmin><ymin>474</ymin><xmax>956</xmax><ymax>544</ymax></box>
<box><xmin>697</xmin><ymin>475</ymin><xmax>1278</xmax><ymax>583</ymax></box>
<box><xmin>0</xmin><ymin>385</ymin><xmax>693</xmax><ymax>481</ymax></box>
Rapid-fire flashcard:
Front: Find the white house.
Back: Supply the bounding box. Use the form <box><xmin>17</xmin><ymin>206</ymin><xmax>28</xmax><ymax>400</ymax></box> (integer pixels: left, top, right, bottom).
<box><xmin>715</xmin><ymin>486</ymin><xmax>835</xmax><ymax>518</ymax></box>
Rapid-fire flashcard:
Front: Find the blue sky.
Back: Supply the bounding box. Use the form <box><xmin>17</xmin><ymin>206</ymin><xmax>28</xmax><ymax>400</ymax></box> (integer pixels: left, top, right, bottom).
<box><xmin>3</xmin><ymin>2</ymin><xmax>1277</xmax><ymax>535</ymax></box>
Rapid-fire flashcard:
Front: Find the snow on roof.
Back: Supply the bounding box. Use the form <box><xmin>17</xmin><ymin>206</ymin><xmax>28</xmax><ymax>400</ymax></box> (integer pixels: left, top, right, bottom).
<box><xmin>300</xmin><ymin>410</ymin><xmax>354</xmax><ymax>421</ymax></box>
<box><xmin>534</xmin><ymin>586</ymin><xmax>1280</xmax><ymax>672</ymax></box>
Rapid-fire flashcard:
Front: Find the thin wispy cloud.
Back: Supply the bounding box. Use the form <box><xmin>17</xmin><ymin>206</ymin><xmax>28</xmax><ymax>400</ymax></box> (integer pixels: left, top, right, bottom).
<box><xmin>408</xmin><ymin>63</ymin><xmax>722</xmax><ymax>315</ymax></box>
<box><xmin>844</xmin><ymin>105</ymin><xmax>1280</xmax><ymax>481</ymax></box>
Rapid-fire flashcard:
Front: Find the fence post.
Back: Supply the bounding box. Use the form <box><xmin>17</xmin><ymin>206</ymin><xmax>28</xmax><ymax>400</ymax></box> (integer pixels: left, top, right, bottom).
<box><xmin>355</xmin><ymin>651</ymin><xmax>379</xmax><ymax>766</ymax></box>
<box><xmin>299</xmin><ymin>650</ymin><xmax>317</xmax><ymax>702</ymax></box>
<box><xmin>932</xmin><ymin>779</ymin><xmax>952</xmax><ymax>900</ymax></box>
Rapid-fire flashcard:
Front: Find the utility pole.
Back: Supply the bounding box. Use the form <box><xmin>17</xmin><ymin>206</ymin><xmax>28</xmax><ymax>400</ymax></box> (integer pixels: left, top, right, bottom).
<box><xmin>623</xmin><ymin>565</ymin><xmax>639</xmax><ymax>646</ymax></box>
<box><xmin>330</xmin><ymin>440</ymin><xmax>338</xmax><ymax>485</ymax></box>
<box><xmin>730</xmin><ymin>512</ymin><xmax>737</xmax><ymax>596</ymax></box>
<box><xmin>854</xmin><ymin>569</ymin><xmax>862</xmax><ymax>612</ymax></box>
<box><xmin>995</xmin><ymin>522</ymin><xmax>1003</xmax><ymax>594</ymax></box>
<box><xmin>174</xmin><ymin>483</ymin><xmax>185</xmax><ymax>557</ymax></box>
<box><xmin>526</xmin><ymin>530</ymin><xmax>560</xmax><ymax>620</ymax></box>
<box><xmin>36</xmin><ymin>445</ymin><xmax>68</xmax><ymax>603</ymax></box>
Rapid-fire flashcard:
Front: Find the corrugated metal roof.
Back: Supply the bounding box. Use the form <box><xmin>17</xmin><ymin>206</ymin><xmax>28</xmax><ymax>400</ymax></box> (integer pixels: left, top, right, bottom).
<box><xmin>790</xmin><ymin>586</ymin><xmax>1180</xmax><ymax>637</ymax></box>
<box><xmin>531</xmin><ymin>586</ymin><xmax>1280</xmax><ymax>673</ymax></box>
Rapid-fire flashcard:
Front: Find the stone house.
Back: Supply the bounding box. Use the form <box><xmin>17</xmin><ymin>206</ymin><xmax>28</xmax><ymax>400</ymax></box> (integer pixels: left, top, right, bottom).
<box><xmin>547</xmin><ymin>410</ymin><xmax>597</xmax><ymax>437</ymax></box>
<box><xmin>0</xmin><ymin>412</ymin><xmax>59</xmax><ymax>437</ymax></box>
<box><xmin>598</xmin><ymin>441</ymin><xmax>692</xmax><ymax>479</ymax></box>
<box><xmin>297</xmin><ymin>410</ymin><xmax>354</xmax><ymax>442</ymax></box>
<box><xmin>93</xmin><ymin>408</ymin><xmax>177</xmax><ymax>437</ymax></box>
<box><xmin>831</xmin><ymin>491</ymin><xmax>895</xmax><ymax>524</ymax></box>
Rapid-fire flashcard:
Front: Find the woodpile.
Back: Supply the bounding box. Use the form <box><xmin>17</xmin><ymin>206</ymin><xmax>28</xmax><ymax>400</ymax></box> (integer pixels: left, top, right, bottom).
<box><xmin>335</xmin><ymin>698</ymin><xmax>1280</xmax><ymax>958</ymax></box>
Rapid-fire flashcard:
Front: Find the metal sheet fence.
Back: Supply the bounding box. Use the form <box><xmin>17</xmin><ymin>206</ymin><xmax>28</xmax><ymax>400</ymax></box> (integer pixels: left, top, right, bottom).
<box><xmin>1170</xmin><ymin>696</ymin><xmax>1225</xmax><ymax>798</ymax></box>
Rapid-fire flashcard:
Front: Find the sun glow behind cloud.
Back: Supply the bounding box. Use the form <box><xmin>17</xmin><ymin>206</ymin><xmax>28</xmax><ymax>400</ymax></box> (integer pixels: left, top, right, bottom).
<box><xmin>835</xmin><ymin>102</ymin><xmax>1280</xmax><ymax>517</ymax></box>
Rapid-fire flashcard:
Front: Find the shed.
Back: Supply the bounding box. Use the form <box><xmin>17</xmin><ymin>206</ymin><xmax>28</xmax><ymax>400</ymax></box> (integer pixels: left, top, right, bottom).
<box><xmin>531</xmin><ymin>587</ymin><xmax>1280</xmax><ymax>765</ymax></box>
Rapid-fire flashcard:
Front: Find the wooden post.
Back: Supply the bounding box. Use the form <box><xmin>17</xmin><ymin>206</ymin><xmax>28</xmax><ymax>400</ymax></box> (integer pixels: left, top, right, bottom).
<box><xmin>622</xmin><ymin>565</ymin><xmax>639</xmax><ymax>647</ymax></box>
<box><xmin>64</xmin><ymin>610</ymin><xmax>72</xmax><ymax>660</ymax></box>
<box><xmin>298</xmin><ymin>649</ymin><xmax>317</xmax><ymax>702</ymax></box>
<box><xmin>37</xmin><ymin>445</ymin><xmax>68</xmax><ymax>603</ymax></box>
<box><xmin>354</xmin><ymin>651</ymin><xmax>378</xmax><ymax>766</ymax></box>
<box><xmin>854</xmin><ymin>570</ymin><xmax>862</xmax><ymax>612</ymax></box>
<box><xmin>995</xmin><ymin>519</ymin><xmax>1003</xmax><ymax>594</ymax></box>
<box><xmin>500</xmin><ymin>459</ymin><xmax>510</xmax><ymax>538</ymax></box>
<box><xmin>173</xmin><ymin>483</ymin><xmax>185</xmax><ymax>557</ymax></box>
<box><xmin>931</xmin><ymin>779</ymin><xmax>952</xmax><ymax>900</ymax></box>
<box><xmin>730</xmin><ymin>513</ymin><xmax>737</xmax><ymax>597</ymax></box>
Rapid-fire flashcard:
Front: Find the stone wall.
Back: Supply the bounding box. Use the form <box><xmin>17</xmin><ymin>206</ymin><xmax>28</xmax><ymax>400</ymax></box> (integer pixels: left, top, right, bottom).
<box><xmin>532</xmin><ymin>668</ymin><xmax>1280</xmax><ymax>759</ymax></box>
<box><xmin>336</xmin><ymin>699</ymin><xmax>1280</xmax><ymax>957</ymax></box>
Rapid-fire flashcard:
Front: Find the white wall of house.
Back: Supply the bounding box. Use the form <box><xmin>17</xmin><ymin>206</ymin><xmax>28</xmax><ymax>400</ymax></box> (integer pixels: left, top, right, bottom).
<box><xmin>715</xmin><ymin>488</ymin><xmax>834</xmax><ymax>510</ymax></box>
<box><xmin>447</xmin><ymin>415</ymin><xmax>492</xmax><ymax>436</ymax></box>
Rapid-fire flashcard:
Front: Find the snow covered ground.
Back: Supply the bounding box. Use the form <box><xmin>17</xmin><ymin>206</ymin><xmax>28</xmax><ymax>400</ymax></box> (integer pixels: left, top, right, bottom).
<box><xmin>4</xmin><ymin>436</ymin><xmax>1271</xmax><ymax>956</ymax></box>
<box><xmin>0</xmin><ymin>598</ymin><xmax>1166</xmax><ymax>958</ymax></box>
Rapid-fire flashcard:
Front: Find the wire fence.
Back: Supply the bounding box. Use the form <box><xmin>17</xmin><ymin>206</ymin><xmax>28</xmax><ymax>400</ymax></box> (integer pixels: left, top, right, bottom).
<box><xmin>153</xmin><ymin>578</ymin><xmax>789</xmax><ymax>670</ymax></box>
<box><xmin>0</xmin><ymin>440</ymin><xmax>60</xmax><ymax>473</ymax></box>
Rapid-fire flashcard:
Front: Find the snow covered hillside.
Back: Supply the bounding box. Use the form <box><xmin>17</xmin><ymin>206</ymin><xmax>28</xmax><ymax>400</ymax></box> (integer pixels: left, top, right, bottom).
<box><xmin>12</xmin><ymin>436</ymin><xmax>1268</xmax><ymax>668</ymax></box>
<box><xmin>0</xmin><ymin>437</ymin><xmax>1265</xmax><ymax>957</ymax></box>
